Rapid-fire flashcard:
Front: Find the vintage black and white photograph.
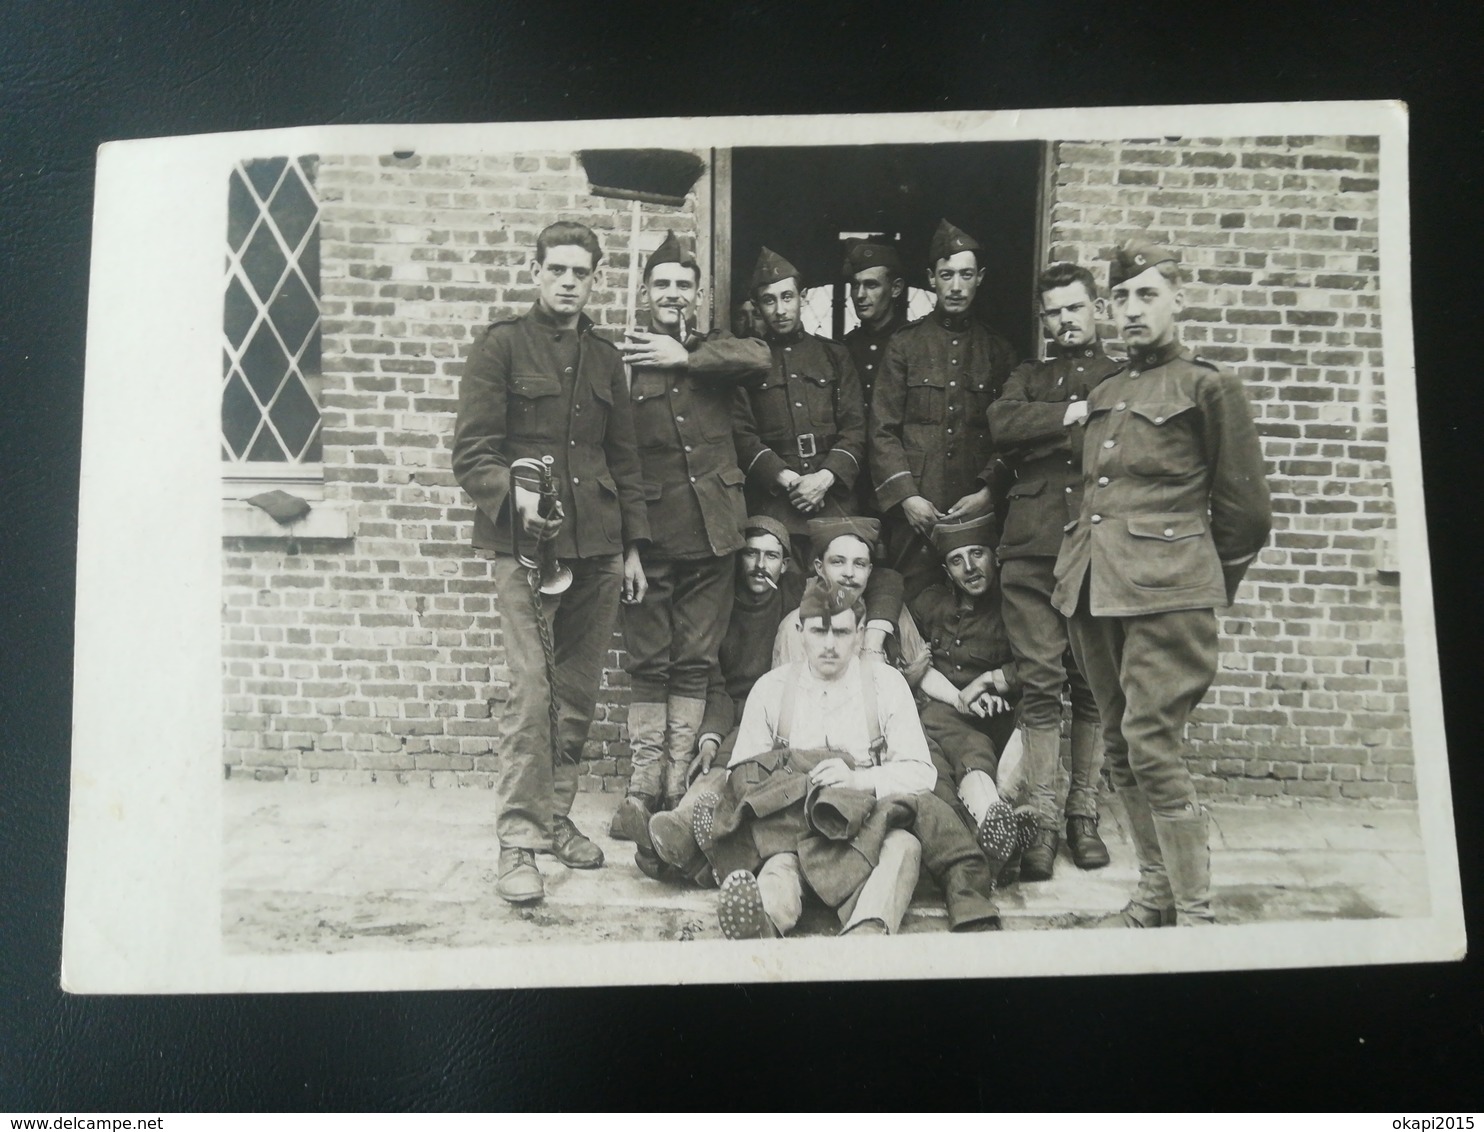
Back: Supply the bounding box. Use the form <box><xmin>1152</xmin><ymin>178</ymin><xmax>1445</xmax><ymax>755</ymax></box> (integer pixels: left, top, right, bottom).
<box><xmin>62</xmin><ymin>102</ymin><xmax>1462</xmax><ymax>992</ymax></box>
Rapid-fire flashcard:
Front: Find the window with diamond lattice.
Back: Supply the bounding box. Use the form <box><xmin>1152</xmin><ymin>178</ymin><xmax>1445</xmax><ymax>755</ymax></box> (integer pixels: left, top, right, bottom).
<box><xmin>222</xmin><ymin>155</ymin><xmax>322</xmax><ymax>474</ymax></box>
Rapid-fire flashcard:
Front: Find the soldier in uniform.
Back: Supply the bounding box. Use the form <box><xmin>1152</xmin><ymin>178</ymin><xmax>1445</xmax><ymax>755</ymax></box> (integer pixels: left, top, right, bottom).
<box><xmin>1052</xmin><ymin>238</ymin><xmax>1272</xmax><ymax>926</ymax></box>
<box><xmin>452</xmin><ymin>221</ymin><xmax>650</xmax><ymax>906</ymax></box>
<box><xmin>733</xmin><ymin>247</ymin><xmax>868</xmax><ymax>572</ymax></box>
<box><xmin>986</xmin><ymin>262</ymin><xmax>1122</xmax><ymax>879</ymax></box>
<box><xmin>841</xmin><ymin>240</ymin><xmax>910</xmax><ymax>517</ymax></box>
<box><xmin>908</xmin><ymin>515</ymin><xmax>1034</xmax><ymax>883</ymax></box>
<box><xmin>609</xmin><ymin>231</ymin><xmax>772</xmax><ymax>844</ymax></box>
<box><xmin>869</xmin><ymin>220</ymin><xmax>1019</xmax><ymax>601</ymax></box>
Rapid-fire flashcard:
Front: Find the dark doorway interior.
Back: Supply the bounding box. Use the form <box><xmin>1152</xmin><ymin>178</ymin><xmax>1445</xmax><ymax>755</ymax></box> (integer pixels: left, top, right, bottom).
<box><xmin>730</xmin><ymin>141</ymin><xmax>1046</xmax><ymax>359</ymax></box>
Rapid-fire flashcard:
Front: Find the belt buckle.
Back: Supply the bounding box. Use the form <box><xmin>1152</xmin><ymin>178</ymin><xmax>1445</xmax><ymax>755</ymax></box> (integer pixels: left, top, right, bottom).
<box><xmin>796</xmin><ymin>433</ymin><xmax>817</xmax><ymax>459</ymax></box>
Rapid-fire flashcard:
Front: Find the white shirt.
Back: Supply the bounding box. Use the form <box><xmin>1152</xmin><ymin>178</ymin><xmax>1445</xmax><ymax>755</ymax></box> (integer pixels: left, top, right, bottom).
<box><xmin>727</xmin><ymin>658</ymin><xmax>935</xmax><ymax>799</ymax></box>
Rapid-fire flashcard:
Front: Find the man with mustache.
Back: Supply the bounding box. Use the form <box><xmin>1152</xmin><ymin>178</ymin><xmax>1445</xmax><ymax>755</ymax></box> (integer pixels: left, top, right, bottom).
<box><xmin>869</xmin><ymin>220</ymin><xmax>1019</xmax><ymax>602</ymax></box>
<box><xmin>734</xmin><ymin>247</ymin><xmax>868</xmax><ymax>573</ymax></box>
<box><xmin>608</xmin><ymin>231</ymin><xmax>771</xmax><ymax>845</ymax></box>
<box><xmin>1053</xmin><ymin>239</ymin><xmax>1272</xmax><ymax>926</ymax></box>
<box><xmin>908</xmin><ymin>514</ymin><xmax>1033</xmax><ymax>883</ymax></box>
<box><xmin>452</xmin><ymin>221</ymin><xmax>649</xmax><ymax>906</ymax></box>
<box><xmin>770</xmin><ymin>516</ymin><xmax>928</xmax><ymax>684</ymax></box>
<box><xmin>985</xmin><ymin>262</ymin><xmax>1122</xmax><ymax>880</ymax></box>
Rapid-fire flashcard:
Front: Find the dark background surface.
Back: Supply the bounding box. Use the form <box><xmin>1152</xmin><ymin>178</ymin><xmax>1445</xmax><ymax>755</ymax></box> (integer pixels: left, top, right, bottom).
<box><xmin>2</xmin><ymin>0</ymin><xmax>1480</xmax><ymax>1112</ymax></box>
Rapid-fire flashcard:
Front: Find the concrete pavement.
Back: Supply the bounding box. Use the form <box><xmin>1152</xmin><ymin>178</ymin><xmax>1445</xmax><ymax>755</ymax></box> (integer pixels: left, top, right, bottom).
<box><xmin>222</xmin><ymin>780</ymin><xmax>1429</xmax><ymax>953</ymax></box>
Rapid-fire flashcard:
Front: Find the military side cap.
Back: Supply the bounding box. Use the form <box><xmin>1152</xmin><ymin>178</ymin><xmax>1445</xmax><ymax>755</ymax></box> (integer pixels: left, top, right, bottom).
<box><xmin>743</xmin><ymin>514</ymin><xmax>791</xmax><ymax>550</ymax></box>
<box><xmin>751</xmin><ymin>246</ymin><xmax>801</xmax><ymax>292</ymax></box>
<box><xmin>928</xmin><ymin>219</ymin><xmax>981</xmax><ymax>265</ymax></box>
<box><xmin>807</xmin><ymin>515</ymin><xmax>882</xmax><ymax>558</ymax></box>
<box><xmin>841</xmin><ymin>240</ymin><xmax>903</xmax><ymax>279</ymax></box>
<box><xmin>932</xmin><ymin>514</ymin><xmax>997</xmax><ymax>557</ymax></box>
<box><xmin>645</xmin><ymin>229</ymin><xmax>695</xmax><ymax>276</ymax></box>
<box><xmin>1109</xmin><ymin>237</ymin><xmax>1179</xmax><ymax>287</ymax></box>
<box><xmin>798</xmin><ymin>577</ymin><xmax>858</xmax><ymax>623</ymax></box>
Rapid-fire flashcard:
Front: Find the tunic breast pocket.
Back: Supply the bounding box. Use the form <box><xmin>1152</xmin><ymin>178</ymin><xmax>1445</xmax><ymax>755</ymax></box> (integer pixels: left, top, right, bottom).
<box><xmin>509</xmin><ymin>372</ymin><xmax>563</xmax><ymax>441</ymax></box>
<box><xmin>630</xmin><ymin>372</ymin><xmax>672</xmax><ymax>448</ymax></box>
<box><xmin>1123</xmin><ymin>400</ymin><xmax>1200</xmax><ymax>478</ymax></box>
<box><xmin>999</xmin><ymin>478</ymin><xmax>1046</xmax><ymax>549</ymax></box>
<box><xmin>799</xmin><ymin>370</ymin><xmax>839</xmax><ymax>429</ymax></box>
<box><xmin>904</xmin><ymin>370</ymin><xmax>944</xmax><ymax>424</ymax></box>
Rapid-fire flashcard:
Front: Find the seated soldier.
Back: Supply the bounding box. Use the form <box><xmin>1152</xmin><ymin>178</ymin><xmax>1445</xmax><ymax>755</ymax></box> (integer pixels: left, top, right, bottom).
<box><xmin>627</xmin><ymin>515</ymin><xmax>905</xmax><ymax>880</ymax></box>
<box><xmin>714</xmin><ymin>579</ymin><xmax>934</xmax><ymax>938</ymax></box>
<box><xmin>909</xmin><ymin>514</ymin><xmax>1039</xmax><ymax>882</ymax></box>
<box><xmin>772</xmin><ymin>515</ymin><xmax>929</xmax><ymax>681</ymax></box>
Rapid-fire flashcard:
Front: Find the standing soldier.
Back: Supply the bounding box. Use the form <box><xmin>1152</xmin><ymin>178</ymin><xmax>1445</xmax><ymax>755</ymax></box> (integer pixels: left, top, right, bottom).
<box><xmin>869</xmin><ymin>219</ymin><xmax>1019</xmax><ymax>600</ymax></box>
<box><xmin>987</xmin><ymin>262</ymin><xmax>1122</xmax><ymax>879</ymax></box>
<box><xmin>841</xmin><ymin>240</ymin><xmax>910</xmax><ymax>517</ymax></box>
<box><xmin>1053</xmin><ymin>239</ymin><xmax>1271</xmax><ymax>927</ymax></box>
<box><xmin>452</xmin><ymin>220</ymin><xmax>650</xmax><ymax>906</ymax></box>
<box><xmin>609</xmin><ymin>231</ymin><xmax>772</xmax><ymax>842</ymax></box>
<box><xmin>733</xmin><ymin>247</ymin><xmax>868</xmax><ymax>571</ymax></box>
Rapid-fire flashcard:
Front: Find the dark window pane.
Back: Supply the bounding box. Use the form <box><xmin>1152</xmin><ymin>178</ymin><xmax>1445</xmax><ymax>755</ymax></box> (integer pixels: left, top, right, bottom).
<box><xmin>224</xmin><ymin>275</ymin><xmax>257</xmax><ymax>349</ymax></box>
<box><xmin>240</xmin><ymin>322</ymin><xmax>289</xmax><ymax>403</ymax></box>
<box><xmin>247</xmin><ymin>426</ymin><xmax>289</xmax><ymax>462</ymax></box>
<box><xmin>300</xmin><ymin>325</ymin><xmax>321</xmax><ymax>377</ymax></box>
<box><xmin>240</xmin><ymin>222</ymin><xmax>287</xmax><ymax>305</ymax></box>
<box><xmin>243</xmin><ymin>156</ymin><xmax>287</xmax><ymax>201</ymax></box>
<box><xmin>227</xmin><ymin>169</ymin><xmax>257</xmax><ymax>253</ymax></box>
<box><xmin>270</xmin><ymin>165</ymin><xmax>318</xmax><ymax>252</ymax></box>
<box><xmin>269</xmin><ymin>269</ymin><xmax>319</xmax><ymax>355</ymax></box>
<box><xmin>272</xmin><ymin>376</ymin><xmax>321</xmax><ymax>459</ymax></box>
<box><xmin>222</xmin><ymin>371</ymin><xmax>261</xmax><ymax>457</ymax></box>
<box><xmin>298</xmin><ymin>226</ymin><xmax>319</xmax><ymax>293</ymax></box>
<box><xmin>302</xmin><ymin>429</ymin><xmax>323</xmax><ymax>463</ymax></box>
<box><xmin>300</xmin><ymin>155</ymin><xmax>319</xmax><ymax>183</ymax></box>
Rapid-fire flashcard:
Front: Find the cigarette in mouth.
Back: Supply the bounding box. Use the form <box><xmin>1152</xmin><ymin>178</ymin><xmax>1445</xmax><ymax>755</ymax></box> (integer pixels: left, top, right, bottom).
<box><xmin>760</xmin><ymin>575</ymin><xmax>778</xmax><ymax>590</ymax></box>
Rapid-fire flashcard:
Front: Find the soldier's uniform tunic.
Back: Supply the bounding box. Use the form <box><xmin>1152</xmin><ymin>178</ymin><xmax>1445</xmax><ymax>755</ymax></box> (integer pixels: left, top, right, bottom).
<box><xmin>908</xmin><ymin>580</ymin><xmax>1020</xmax><ymax>825</ymax></box>
<box><xmin>452</xmin><ymin>303</ymin><xmax>649</xmax><ymax>850</ymax></box>
<box><xmin>734</xmin><ymin>329</ymin><xmax>868</xmax><ymax>568</ymax></box>
<box><xmin>988</xmin><ymin>341</ymin><xmax>1120</xmax><ymax>820</ymax></box>
<box><xmin>869</xmin><ymin>308</ymin><xmax>1018</xmax><ymax>597</ymax></box>
<box><xmin>1052</xmin><ymin>334</ymin><xmax>1271</xmax><ymax>915</ymax></box>
<box><xmin>843</xmin><ymin>309</ymin><xmax>909</xmax><ymax>516</ymax></box>
<box><xmin>622</xmin><ymin>326</ymin><xmax>770</xmax><ymax>704</ymax></box>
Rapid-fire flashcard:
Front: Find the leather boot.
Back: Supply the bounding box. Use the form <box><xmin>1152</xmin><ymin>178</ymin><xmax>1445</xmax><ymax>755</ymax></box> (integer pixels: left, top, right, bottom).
<box><xmin>612</xmin><ymin>700</ymin><xmax>667</xmax><ymax>839</ymax></box>
<box><xmin>939</xmin><ymin>855</ymin><xmax>1002</xmax><ymax>931</ymax></box>
<box><xmin>1019</xmin><ymin>827</ymin><xmax>1059</xmax><ymax>883</ymax></box>
<box><xmin>662</xmin><ymin>695</ymin><xmax>706</xmax><ymax>808</ymax></box>
<box><xmin>1065</xmin><ymin>720</ymin><xmax>1109</xmax><ymax>869</ymax></box>
<box><xmin>1154</xmin><ymin>804</ymin><xmax>1217</xmax><ymax>925</ymax></box>
<box><xmin>717</xmin><ymin>870</ymin><xmax>777</xmax><ymax>940</ymax></box>
<box><xmin>495</xmin><ymin>846</ymin><xmax>544</xmax><ymax>904</ymax></box>
<box><xmin>549</xmin><ymin>815</ymin><xmax>604</xmax><ymax>869</ymax></box>
<box><xmin>1093</xmin><ymin>776</ymin><xmax>1175</xmax><ymax>928</ymax></box>
<box><xmin>1018</xmin><ymin>727</ymin><xmax>1063</xmax><ymax>882</ymax></box>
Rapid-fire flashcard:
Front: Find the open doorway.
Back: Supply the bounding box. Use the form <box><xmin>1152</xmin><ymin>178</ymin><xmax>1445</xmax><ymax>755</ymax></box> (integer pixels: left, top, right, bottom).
<box><xmin>725</xmin><ymin>141</ymin><xmax>1047</xmax><ymax>359</ymax></box>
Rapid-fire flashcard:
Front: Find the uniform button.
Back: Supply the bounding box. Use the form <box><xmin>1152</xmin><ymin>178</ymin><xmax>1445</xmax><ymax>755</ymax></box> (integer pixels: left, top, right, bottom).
<box><xmin>635</xmin><ymin>395</ymin><xmax>644</xmax><ymax>402</ymax></box>
<box><xmin>866</xmin><ymin>364</ymin><xmax>874</xmax><ymax>372</ymax></box>
<box><xmin>672</xmin><ymin>387</ymin><xmax>680</xmax><ymax>394</ymax></box>
<box><xmin>1064</xmin><ymin>486</ymin><xmax>1072</xmax><ymax>493</ymax></box>
<box><xmin>955</xmin><ymin>664</ymin><xmax>962</xmax><ymax>670</ymax></box>
<box><xmin>947</xmin><ymin>428</ymin><xmax>954</xmax><ymax>435</ymax></box>
<box><xmin>564</xmin><ymin>366</ymin><xmax>573</xmax><ymax>373</ymax></box>
<box><xmin>572</xmin><ymin>477</ymin><xmax>580</xmax><ymax>485</ymax></box>
<box><xmin>1103</xmin><ymin>439</ymin><xmax>1115</xmax><ymax>449</ymax></box>
<box><xmin>570</xmin><ymin>440</ymin><xmax>576</xmax><ymax>447</ymax></box>
<box><xmin>684</xmin><ymin>445</ymin><xmax>692</xmax><ymax>452</ymax></box>
<box><xmin>795</xmin><ymin>401</ymin><xmax>804</xmax><ymax>408</ymax></box>
<box><xmin>1154</xmin><ymin>416</ymin><xmax>1165</xmax><ymax>424</ymax></box>
<box><xmin>1115</xmin><ymin>401</ymin><xmax>1127</xmax><ymax>410</ymax></box>
<box><xmin>951</xmin><ymin>358</ymin><xmax>958</xmax><ymax>365</ymax></box>
<box><xmin>949</xmin><ymin>381</ymin><xmax>957</xmax><ymax>387</ymax></box>
<box><xmin>1076</xmin><ymin>365</ymin><xmax>1084</xmax><ymax>372</ymax></box>
<box><xmin>951</xmin><ymin>339</ymin><xmax>959</xmax><ymax>346</ymax></box>
<box><xmin>676</xmin><ymin>415</ymin><xmax>685</xmax><ymax>422</ymax></box>
<box><xmin>1164</xmin><ymin>527</ymin><xmax>1175</xmax><ymax>537</ymax></box>
<box><xmin>784</xmin><ymin>346</ymin><xmax>791</xmax><ymax>352</ymax></box>
<box><xmin>1091</xmin><ymin>514</ymin><xmax>1101</xmax><ymax>524</ymax></box>
<box><xmin>1097</xmin><ymin>476</ymin><xmax>1109</xmax><ymax>486</ymax></box>
<box><xmin>869</xmin><ymin>345</ymin><xmax>878</xmax><ymax>352</ymax></box>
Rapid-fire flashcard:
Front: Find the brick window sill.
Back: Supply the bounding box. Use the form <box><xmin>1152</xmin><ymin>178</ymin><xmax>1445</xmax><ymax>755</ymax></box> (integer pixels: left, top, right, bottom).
<box><xmin>222</xmin><ymin>500</ymin><xmax>357</xmax><ymax>540</ymax></box>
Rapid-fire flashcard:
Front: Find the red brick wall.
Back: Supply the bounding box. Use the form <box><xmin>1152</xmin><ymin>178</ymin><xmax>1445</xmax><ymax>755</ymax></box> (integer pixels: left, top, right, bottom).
<box><xmin>224</xmin><ymin>136</ymin><xmax>1412</xmax><ymax>802</ymax></box>
<box><xmin>1047</xmin><ymin>135</ymin><xmax>1409</xmax><ymax>801</ymax></box>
